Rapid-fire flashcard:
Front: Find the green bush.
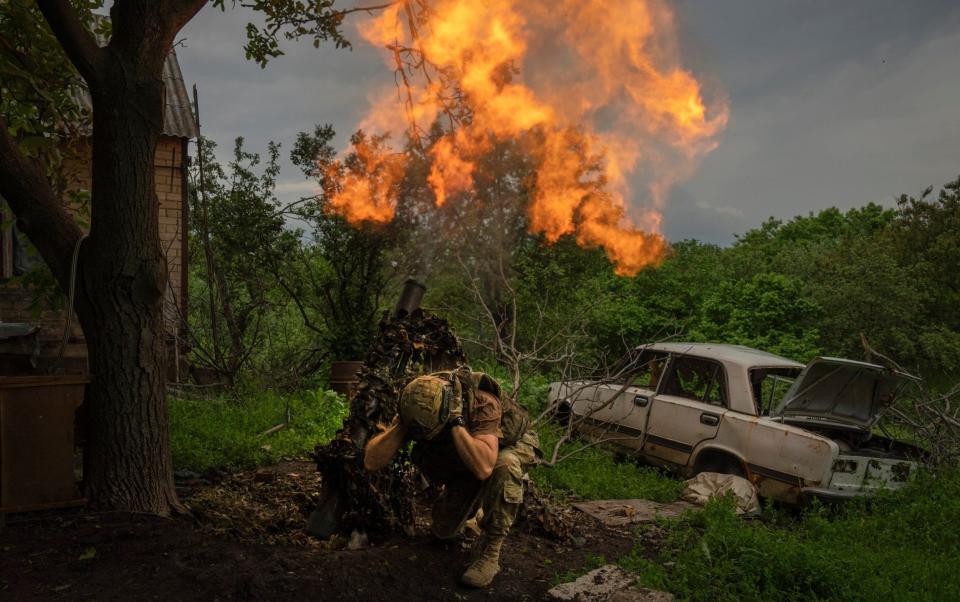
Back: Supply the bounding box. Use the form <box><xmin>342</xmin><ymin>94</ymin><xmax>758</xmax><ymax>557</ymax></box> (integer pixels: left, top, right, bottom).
<box><xmin>620</xmin><ymin>470</ymin><xmax>960</xmax><ymax>601</ymax></box>
<box><xmin>169</xmin><ymin>389</ymin><xmax>348</xmax><ymax>472</ymax></box>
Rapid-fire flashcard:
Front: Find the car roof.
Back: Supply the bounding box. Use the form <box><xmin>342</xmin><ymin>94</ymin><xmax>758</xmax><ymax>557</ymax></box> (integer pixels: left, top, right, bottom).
<box><xmin>636</xmin><ymin>342</ymin><xmax>804</xmax><ymax>370</ymax></box>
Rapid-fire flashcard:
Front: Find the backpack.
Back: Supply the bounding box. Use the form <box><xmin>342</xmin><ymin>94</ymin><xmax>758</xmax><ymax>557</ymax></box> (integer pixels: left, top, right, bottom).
<box><xmin>440</xmin><ymin>367</ymin><xmax>531</xmax><ymax>447</ymax></box>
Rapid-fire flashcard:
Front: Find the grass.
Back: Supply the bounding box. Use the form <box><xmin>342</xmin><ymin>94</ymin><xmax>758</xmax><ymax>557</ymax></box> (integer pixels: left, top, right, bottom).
<box><xmin>551</xmin><ymin>553</ymin><xmax>609</xmax><ymax>586</ymax></box>
<box><xmin>169</xmin><ymin>388</ymin><xmax>348</xmax><ymax>472</ymax></box>
<box><xmin>168</xmin><ymin>367</ymin><xmax>681</xmax><ymax>499</ymax></box>
<box><xmin>531</xmin><ymin>424</ymin><xmax>683</xmax><ymax>502</ymax></box>
<box><xmin>618</xmin><ymin>470</ymin><xmax>960</xmax><ymax>601</ymax></box>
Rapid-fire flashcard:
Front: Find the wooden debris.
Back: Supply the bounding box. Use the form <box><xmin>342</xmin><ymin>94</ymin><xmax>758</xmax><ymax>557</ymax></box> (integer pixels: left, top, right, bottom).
<box><xmin>257</xmin><ymin>423</ymin><xmax>288</xmax><ymax>438</ymax></box>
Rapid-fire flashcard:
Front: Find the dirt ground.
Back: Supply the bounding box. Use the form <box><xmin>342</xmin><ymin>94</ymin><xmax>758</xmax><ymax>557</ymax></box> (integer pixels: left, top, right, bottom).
<box><xmin>0</xmin><ymin>464</ymin><xmax>640</xmax><ymax>601</ymax></box>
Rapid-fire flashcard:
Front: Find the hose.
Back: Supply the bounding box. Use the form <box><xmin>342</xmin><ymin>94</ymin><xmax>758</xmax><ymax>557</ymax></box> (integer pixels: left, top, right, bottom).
<box><xmin>54</xmin><ymin>233</ymin><xmax>88</xmax><ymax>372</ymax></box>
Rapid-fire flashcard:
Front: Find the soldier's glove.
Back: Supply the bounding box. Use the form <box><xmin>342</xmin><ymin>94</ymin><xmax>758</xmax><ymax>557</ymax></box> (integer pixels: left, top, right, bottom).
<box><xmin>446</xmin><ymin>385</ymin><xmax>463</xmax><ymax>426</ymax></box>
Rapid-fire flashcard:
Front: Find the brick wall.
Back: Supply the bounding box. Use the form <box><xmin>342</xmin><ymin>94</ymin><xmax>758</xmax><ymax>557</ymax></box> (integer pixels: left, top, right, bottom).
<box><xmin>155</xmin><ymin>137</ymin><xmax>186</xmax><ymax>330</ymax></box>
<box><xmin>0</xmin><ymin>136</ymin><xmax>189</xmax><ymax>367</ymax></box>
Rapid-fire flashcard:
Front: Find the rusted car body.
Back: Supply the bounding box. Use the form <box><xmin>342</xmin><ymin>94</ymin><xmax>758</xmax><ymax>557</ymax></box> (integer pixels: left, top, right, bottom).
<box><xmin>548</xmin><ymin>343</ymin><xmax>920</xmax><ymax>503</ymax></box>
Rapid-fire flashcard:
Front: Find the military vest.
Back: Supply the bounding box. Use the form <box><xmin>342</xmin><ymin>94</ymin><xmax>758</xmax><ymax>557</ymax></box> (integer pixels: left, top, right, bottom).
<box><xmin>445</xmin><ymin>368</ymin><xmax>530</xmax><ymax>447</ymax></box>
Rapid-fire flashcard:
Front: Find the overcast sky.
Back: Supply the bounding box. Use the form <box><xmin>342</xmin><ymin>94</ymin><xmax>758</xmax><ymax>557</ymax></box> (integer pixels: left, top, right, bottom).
<box><xmin>177</xmin><ymin>1</ymin><xmax>960</xmax><ymax>245</ymax></box>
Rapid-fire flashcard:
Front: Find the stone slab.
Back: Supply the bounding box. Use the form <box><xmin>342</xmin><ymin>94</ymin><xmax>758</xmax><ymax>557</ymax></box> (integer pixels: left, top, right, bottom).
<box><xmin>572</xmin><ymin>499</ymin><xmax>696</xmax><ymax>526</ymax></box>
<box><xmin>547</xmin><ymin>565</ymin><xmax>636</xmax><ymax>601</ymax></box>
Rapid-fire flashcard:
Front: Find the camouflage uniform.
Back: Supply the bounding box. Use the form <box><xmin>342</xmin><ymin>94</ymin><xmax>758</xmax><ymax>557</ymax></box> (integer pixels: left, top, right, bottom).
<box><xmin>412</xmin><ymin>390</ymin><xmax>540</xmax><ymax>541</ymax></box>
<box><xmin>473</xmin><ymin>429</ymin><xmax>540</xmax><ymax>538</ymax></box>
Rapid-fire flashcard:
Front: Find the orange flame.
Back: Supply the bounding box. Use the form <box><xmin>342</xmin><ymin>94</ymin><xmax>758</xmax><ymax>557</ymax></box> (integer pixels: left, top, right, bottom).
<box><xmin>427</xmin><ymin>133</ymin><xmax>476</xmax><ymax>207</ymax></box>
<box><xmin>332</xmin><ymin>0</ymin><xmax>727</xmax><ymax>275</ymax></box>
<box><xmin>324</xmin><ymin>135</ymin><xmax>405</xmax><ymax>223</ymax></box>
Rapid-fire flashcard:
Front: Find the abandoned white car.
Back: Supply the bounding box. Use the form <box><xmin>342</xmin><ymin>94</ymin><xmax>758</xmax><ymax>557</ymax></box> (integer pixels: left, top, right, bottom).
<box><xmin>548</xmin><ymin>342</ymin><xmax>921</xmax><ymax>503</ymax></box>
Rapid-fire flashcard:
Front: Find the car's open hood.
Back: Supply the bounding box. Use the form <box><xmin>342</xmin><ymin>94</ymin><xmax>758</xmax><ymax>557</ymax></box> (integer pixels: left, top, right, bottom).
<box><xmin>772</xmin><ymin>357</ymin><xmax>918</xmax><ymax>430</ymax></box>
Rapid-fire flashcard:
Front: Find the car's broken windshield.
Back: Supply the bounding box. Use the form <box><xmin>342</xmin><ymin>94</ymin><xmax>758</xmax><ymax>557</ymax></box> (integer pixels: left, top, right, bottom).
<box><xmin>752</xmin><ymin>368</ymin><xmax>799</xmax><ymax>415</ymax></box>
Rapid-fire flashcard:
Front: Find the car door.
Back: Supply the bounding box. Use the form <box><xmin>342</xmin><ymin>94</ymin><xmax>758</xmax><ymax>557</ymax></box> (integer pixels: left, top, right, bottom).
<box><xmin>571</xmin><ymin>350</ymin><xmax>666</xmax><ymax>450</ymax></box>
<box><xmin>642</xmin><ymin>354</ymin><xmax>728</xmax><ymax>466</ymax></box>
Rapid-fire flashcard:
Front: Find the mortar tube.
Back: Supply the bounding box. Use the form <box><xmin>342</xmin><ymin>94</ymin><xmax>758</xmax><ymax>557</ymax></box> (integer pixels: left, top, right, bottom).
<box><xmin>393</xmin><ymin>277</ymin><xmax>426</xmax><ymax>317</ymax></box>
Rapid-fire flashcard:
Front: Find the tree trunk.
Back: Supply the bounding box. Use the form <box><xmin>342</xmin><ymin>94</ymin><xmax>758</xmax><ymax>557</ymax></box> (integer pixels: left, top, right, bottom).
<box><xmin>74</xmin><ymin>45</ymin><xmax>180</xmax><ymax>515</ymax></box>
<box><xmin>0</xmin><ymin>0</ymin><xmax>206</xmax><ymax>515</ymax></box>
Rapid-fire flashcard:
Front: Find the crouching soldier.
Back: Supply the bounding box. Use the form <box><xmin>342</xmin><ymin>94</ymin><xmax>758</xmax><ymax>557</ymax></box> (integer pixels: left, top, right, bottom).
<box><xmin>363</xmin><ymin>368</ymin><xmax>540</xmax><ymax>588</ymax></box>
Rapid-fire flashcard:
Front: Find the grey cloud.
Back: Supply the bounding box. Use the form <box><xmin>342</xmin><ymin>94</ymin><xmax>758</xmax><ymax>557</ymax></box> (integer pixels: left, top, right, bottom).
<box><xmin>179</xmin><ymin>4</ymin><xmax>384</xmax><ymax>169</ymax></box>
<box><xmin>660</xmin><ymin>185</ymin><xmax>749</xmax><ymax>245</ymax></box>
<box><xmin>175</xmin><ymin>1</ymin><xmax>960</xmax><ymax>245</ymax></box>
<box><xmin>680</xmin><ymin>17</ymin><xmax>960</xmax><ymax>243</ymax></box>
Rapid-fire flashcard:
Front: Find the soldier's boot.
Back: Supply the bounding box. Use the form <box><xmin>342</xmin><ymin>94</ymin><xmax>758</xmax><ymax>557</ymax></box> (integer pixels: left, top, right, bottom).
<box><xmin>460</xmin><ymin>535</ymin><xmax>505</xmax><ymax>588</ymax></box>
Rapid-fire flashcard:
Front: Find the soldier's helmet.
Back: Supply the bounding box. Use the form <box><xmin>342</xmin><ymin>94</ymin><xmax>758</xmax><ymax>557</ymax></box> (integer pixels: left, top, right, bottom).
<box><xmin>398</xmin><ymin>374</ymin><xmax>454</xmax><ymax>441</ymax></box>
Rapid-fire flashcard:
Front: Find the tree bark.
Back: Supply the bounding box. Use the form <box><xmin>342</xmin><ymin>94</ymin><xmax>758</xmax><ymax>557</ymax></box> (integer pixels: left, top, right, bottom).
<box><xmin>0</xmin><ymin>0</ymin><xmax>209</xmax><ymax>515</ymax></box>
<box><xmin>72</xmin><ymin>44</ymin><xmax>178</xmax><ymax>514</ymax></box>
<box><xmin>70</xmin><ymin>0</ymin><xmax>206</xmax><ymax>515</ymax></box>
<box><xmin>0</xmin><ymin>117</ymin><xmax>83</xmax><ymax>284</ymax></box>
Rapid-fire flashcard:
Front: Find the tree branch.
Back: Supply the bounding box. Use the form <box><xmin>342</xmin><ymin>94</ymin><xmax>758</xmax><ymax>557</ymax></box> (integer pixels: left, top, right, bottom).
<box><xmin>36</xmin><ymin>0</ymin><xmax>105</xmax><ymax>84</ymax></box>
<box><xmin>165</xmin><ymin>0</ymin><xmax>211</xmax><ymax>34</ymax></box>
<box><xmin>0</xmin><ymin>115</ymin><xmax>83</xmax><ymax>286</ymax></box>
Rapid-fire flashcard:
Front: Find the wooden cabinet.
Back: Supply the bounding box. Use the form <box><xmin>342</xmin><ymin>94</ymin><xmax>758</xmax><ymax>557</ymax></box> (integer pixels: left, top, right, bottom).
<box><xmin>0</xmin><ymin>376</ymin><xmax>86</xmax><ymax>513</ymax></box>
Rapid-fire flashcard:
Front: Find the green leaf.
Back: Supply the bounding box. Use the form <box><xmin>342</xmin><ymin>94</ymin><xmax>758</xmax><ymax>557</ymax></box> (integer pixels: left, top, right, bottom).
<box><xmin>17</xmin><ymin>135</ymin><xmax>51</xmax><ymax>157</ymax></box>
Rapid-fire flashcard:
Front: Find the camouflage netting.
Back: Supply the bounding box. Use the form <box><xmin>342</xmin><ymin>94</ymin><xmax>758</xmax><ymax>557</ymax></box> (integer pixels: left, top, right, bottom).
<box><xmin>518</xmin><ymin>480</ymin><xmax>575</xmax><ymax>540</ymax></box>
<box><xmin>310</xmin><ymin>308</ymin><xmax>465</xmax><ymax>537</ymax></box>
<box><xmin>310</xmin><ymin>307</ymin><xmax>573</xmax><ymax>541</ymax></box>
